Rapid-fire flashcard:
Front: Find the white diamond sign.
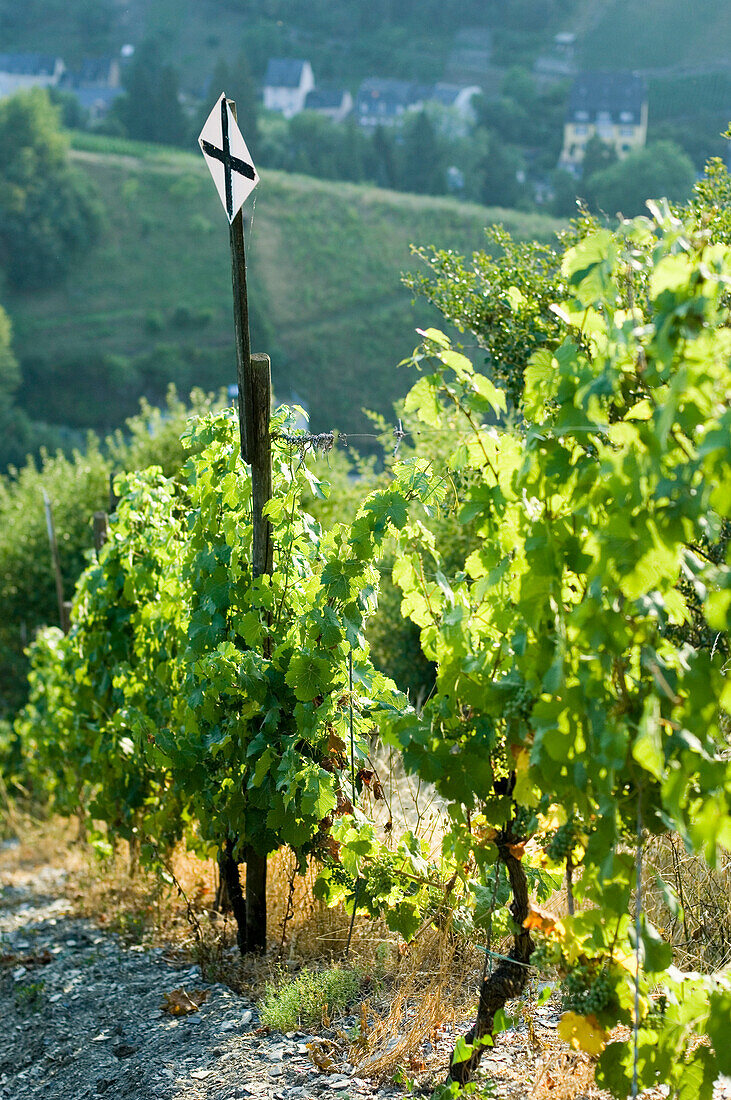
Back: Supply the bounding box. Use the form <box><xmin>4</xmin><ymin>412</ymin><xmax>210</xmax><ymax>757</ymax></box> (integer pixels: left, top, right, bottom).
<box><xmin>198</xmin><ymin>93</ymin><xmax>259</xmax><ymax>223</ymax></box>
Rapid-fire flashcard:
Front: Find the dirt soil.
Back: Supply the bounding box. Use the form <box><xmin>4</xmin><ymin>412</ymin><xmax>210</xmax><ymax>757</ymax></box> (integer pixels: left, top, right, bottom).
<box><xmin>2</xmin><ymin>831</ymin><xmax>728</xmax><ymax>1100</ymax></box>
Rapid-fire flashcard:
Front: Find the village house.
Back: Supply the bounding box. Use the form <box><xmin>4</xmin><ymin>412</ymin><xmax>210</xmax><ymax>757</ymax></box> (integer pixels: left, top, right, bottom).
<box><xmin>428</xmin><ymin>83</ymin><xmax>482</xmax><ymax>132</ymax></box>
<box><xmin>263</xmin><ymin>59</ymin><xmax>315</xmax><ymax>119</ymax></box>
<box><xmin>0</xmin><ymin>52</ymin><xmax>65</xmax><ymax>99</ymax></box>
<box><xmin>355</xmin><ymin>78</ymin><xmax>482</xmax><ymax>130</ymax></box>
<box><xmin>60</xmin><ymin>56</ymin><xmax>124</xmax><ymax>121</ymax></box>
<box><xmin>355</xmin><ymin>78</ymin><xmax>421</xmax><ymax>127</ymax></box>
<box><xmin>559</xmin><ymin>71</ymin><xmax>648</xmax><ymax>174</ymax></box>
<box><xmin>303</xmin><ymin>86</ymin><xmax>353</xmax><ymax>123</ymax></box>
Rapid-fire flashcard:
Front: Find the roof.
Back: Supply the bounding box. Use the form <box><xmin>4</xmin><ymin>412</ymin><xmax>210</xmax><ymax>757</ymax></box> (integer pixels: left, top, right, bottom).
<box><xmin>357</xmin><ymin>78</ymin><xmax>418</xmax><ymax>111</ymax></box>
<box><xmin>264</xmin><ymin>58</ymin><xmax>310</xmax><ymax>88</ymax></box>
<box><xmin>0</xmin><ymin>52</ymin><xmax>60</xmax><ymax>76</ymax></box>
<box><xmin>429</xmin><ymin>82</ymin><xmax>481</xmax><ymax>107</ymax></box>
<box><xmin>61</xmin><ymin>57</ymin><xmax>118</xmax><ymax>89</ymax></box>
<box><xmin>568</xmin><ymin>72</ymin><xmax>647</xmax><ymax>123</ymax></box>
<box><xmin>305</xmin><ymin>87</ymin><xmax>348</xmax><ymax>110</ymax></box>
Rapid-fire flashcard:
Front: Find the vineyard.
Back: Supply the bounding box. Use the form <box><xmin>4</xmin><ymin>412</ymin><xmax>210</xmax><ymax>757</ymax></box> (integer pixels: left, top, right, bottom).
<box><xmin>3</xmin><ymin>158</ymin><xmax>731</xmax><ymax>1100</ymax></box>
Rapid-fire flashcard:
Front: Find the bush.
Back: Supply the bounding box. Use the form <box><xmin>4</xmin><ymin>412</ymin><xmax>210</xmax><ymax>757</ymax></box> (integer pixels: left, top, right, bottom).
<box><xmin>259</xmin><ymin>966</ymin><xmax>361</xmax><ymax>1031</ymax></box>
<box><xmin>0</xmin><ymin>89</ymin><xmax>103</xmax><ymax>289</ymax></box>
<box><xmin>0</xmin><ymin>387</ymin><xmax>222</xmax><ymax>715</ymax></box>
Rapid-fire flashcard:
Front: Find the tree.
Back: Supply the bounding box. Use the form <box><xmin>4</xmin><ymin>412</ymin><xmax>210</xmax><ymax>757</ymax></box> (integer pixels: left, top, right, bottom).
<box><xmin>372</xmin><ymin>125</ymin><xmax>397</xmax><ymax>190</ymax></box>
<box><xmin>475</xmin><ymin>132</ymin><xmax>526</xmax><ymax>208</ymax></box>
<box><xmin>0</xmin><ymin>304</ymin><xmax>18</xmax><ymax>405</ymax></box>
<box><xmin>113</xmin><ymin>40</ymin><xmax>187</xmax><ymax>147</ymax></box>
<box><xmin>581</xmin><ymin>134</ymin><xmax>618</xmax><ymax>181</ymax></box>
<box><xmin>0</xmin><ymin>89</ymin><xmax>103</xmax><ymax>289</ymax></box>
<box><xmin>0</xmin><ymin>388</ymin><xmax>220</xmax><ymax>716</ymax></box>
<box><xmin>398</xmin><ymin>111</ymin><xmax>446</xmax><ymax>195</ymax></box>
<box><xmin>586</xmin><ymin>139</ymin><xmax>695</xmax><ymax>217</ymax></box>
<box><xmin>205</xmin><ymin>54</ymin><xmax>259</xmax><ymax>151</ymax></box>
<box><xmin>405</xmin><ymin>223</ymin><xmax>565</xmax><ymax>406</ymax></box>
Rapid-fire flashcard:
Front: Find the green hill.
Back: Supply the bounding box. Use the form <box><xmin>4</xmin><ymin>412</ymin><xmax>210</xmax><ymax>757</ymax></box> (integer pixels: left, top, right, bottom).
<box><xmin>576</xmin><ymin>0</ymin><xmax>731</xmax><ymax>70</ymax></box>
<box><xmin>5</xmin><ymin>134</ymin><xmax>562</xmax><ymax>443</ymax></box>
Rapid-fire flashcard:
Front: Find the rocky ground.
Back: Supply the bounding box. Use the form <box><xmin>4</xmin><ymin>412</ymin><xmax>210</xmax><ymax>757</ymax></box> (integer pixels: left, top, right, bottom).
<box><xmin>0</xmin><ymin>854</ymin><xmax>407</xmax><ymax>1100</ymax></box>
<box><xmin>2</xmin><ymin>837</ymin><xmax>730</xmax><ymax>1100</ymax></box>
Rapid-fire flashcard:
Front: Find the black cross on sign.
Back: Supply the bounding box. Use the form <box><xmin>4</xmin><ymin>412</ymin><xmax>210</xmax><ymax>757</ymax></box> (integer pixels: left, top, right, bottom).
<box><xmin>200</xmin><ymin>98</ymin><xmax>256</xmax><ymax>220</ymax></box>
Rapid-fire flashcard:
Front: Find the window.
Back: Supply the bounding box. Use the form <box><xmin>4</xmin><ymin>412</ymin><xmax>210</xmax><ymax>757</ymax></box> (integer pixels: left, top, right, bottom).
<box><xmin>574</xmin><ymin>124</ymin><xmax>588</xmax><ymax>135</ymax></box>
<box><xmin>620</xmin><ymin>126</ymin><xmax>635</xmax><ymax>137</ymax></box>
<box><xmin>620</xmin><ymin>111</ymin><xmax>633</xmax><ymax>122</ymax></box>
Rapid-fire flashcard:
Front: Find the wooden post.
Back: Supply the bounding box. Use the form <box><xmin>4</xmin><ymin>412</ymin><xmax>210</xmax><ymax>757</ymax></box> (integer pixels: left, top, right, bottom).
<box><xmin>61</xmin><ymin>601</ymin><xmax>72</xmax><ymax>635</ymax></box>
<box><xmin>109</xmin><ymin>472</ymin><xmax>120</xmax><ymax>513</ymax></box>
<box><xmin>228</xmin><ymin>98</ymin><xmax>255</xmax><ymax>467</ymax></box>
<box><xmin>250</xmin><ymin>353</ymin><xmax>273</xmax><ymax>579</ymax></box>
<box><xmin>93</xmin><ymin>511</ymin><xmax>109</xmax><ymax>555</ymax></box>
<box><xmin>42</xmin><ymin>489</ymin><xmax>68</xmax><ymax>635</ymax></box>
<box><xmin>204</xmin><ymin>97</ymin><xmax>270</xmax><ymax>954</ymax></box>
<box><xmin>243</xmin><ymin>352</ymin><xmax>272</xmax><ymax>954</ymax></box>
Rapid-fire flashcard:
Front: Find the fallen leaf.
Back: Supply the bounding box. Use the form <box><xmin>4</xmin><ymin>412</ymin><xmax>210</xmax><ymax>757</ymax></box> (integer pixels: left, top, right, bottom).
<box><xmin>524</xmin><ymin>904</ymin><xmax>561</xmax><ymax>934</ymax></box>
<box><xmin>307</xmin><ymin>1039</ymin><xmax>338</xmax><ymax>1073</ymax></box>
<box><xmin>161</xmin><ymin>988</ymin><xmax>209</xmax><ymax>1016</ymax></box>
<box><xmin>557</xmin><ymin>1011</ymin><xmax>607</xmax><ymax>1056</ymax></box>
<box><xmin>1</xmin><ymin>950</ymin><xmax>52</xmax><ymax>968</ymax></box>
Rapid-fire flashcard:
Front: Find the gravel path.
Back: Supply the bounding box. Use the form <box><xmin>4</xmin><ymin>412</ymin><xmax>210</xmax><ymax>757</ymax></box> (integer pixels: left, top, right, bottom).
<box><xmin>0</xmin><ymin>852</ymin><xmax>403</xmax><ymax>1100</ymax></box>
<box><xmin>5</xmin><ymin>841</ymin><xmax>729</xmax><ymax>1100</ymax></box>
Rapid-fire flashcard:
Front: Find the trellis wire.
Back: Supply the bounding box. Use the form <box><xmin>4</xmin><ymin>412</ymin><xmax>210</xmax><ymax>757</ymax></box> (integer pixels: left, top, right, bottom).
<box><xmin>273</xmin><ymin>431</ymin><xmax>343</xmax><ymax>455</ymax></box>
<box><xmin>632</xmin><ymin>790</ymin><xmax>643</xmax><ymax>1099</ymax></box>
<box><xmin>344</xmin><ymin>648</ymin><xmax>360</xmax><ymax>960</ymax></box>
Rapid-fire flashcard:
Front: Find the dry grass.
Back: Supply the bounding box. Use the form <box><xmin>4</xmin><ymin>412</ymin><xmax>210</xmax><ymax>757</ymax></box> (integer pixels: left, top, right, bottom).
<box><xmin>643</xmin><ymin>833</ymin><xmax>731</xmax><ymax>972</ymax></box>
<box><xmin>348</xmin><ymin>923</ymin><xmax>482</xmax><ymax>1082</ymax></box>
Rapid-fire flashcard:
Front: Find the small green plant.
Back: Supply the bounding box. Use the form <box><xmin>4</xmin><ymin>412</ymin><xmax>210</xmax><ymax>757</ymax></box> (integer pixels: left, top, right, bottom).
<box><xmin>259</xmin><ymin>965</ymin><xmax>361</xmax><ymax>1031</ymax></box>
<box><xmin>431</xmin><ymin>1080</ymin><xmax>497</xmax><ymax>1099</ymax></box>
<box><xmin>15</xmin><ymin>980</ymin><xmax>45</xmax><ymax>1013</ymax></box>
<box><xmin>392</xmin><ymin>1066</ymin><xmax>417</xmax><ymax>1092</ymax></box>
<box><xmin>110</xmin><ymin>910</ymin><xmax>146</xmax><ymax>944</ymax></box>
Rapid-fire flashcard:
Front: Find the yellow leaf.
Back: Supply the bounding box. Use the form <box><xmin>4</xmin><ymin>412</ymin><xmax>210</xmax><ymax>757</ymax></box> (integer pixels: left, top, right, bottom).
<box><xmin>538</xmin><ymin>805</ymin><xmax>567</xmax><ymax>832</ymax></box>
<box><xmin>512</xmin><ymin>748</ymin><xmax>539</xmax><ymax>808</ymax></box>
<box><xmin>557</xmin><ymin>1011</ymin><xmax>607</xmax><ymax>1056</ymax></box>
<box><xmin>613</xmin><ymin>948</ymin><xmax>637</xmax><ymax>974</ymax></box>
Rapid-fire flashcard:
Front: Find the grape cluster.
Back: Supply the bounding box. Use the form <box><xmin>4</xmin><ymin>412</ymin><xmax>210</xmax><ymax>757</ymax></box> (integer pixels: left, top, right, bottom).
<box><xmin>503</xmin><ymin>685</ymin><xmax>534</xmax><ymax>723</ymax></box>
<box><xmin>562</xmin><ymin>966</ymin><xmax>612</xmax><ymax>1016</ymax></box>
<box><xmin>365</xmin><ymin>856</ymin><xmax>399</xmax><ymax>900</ymax></box>
<box><xmin>530</xmin><ymin>939</ymin><xmax>561</xmax><ymax>972</ymax></box>
<box><xmin>329</xmin><ymin>864</ymin><xmax>355</xmax><ymax>890</ymax></box>
<box><xmin>545</xmin><ymin>819</ymin><xmax>577</xmax><ymax>863</ymax></box>
<box><xmin>511</xmin><ymin>805</ymin><xmax>535</xmax><ymax>838</ymax></box>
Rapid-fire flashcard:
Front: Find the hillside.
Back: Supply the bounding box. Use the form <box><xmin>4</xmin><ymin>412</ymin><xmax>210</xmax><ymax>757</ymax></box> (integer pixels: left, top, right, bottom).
<box><xmin>0</xmin><ymin>0</ymin><xmax>575</xmax><ymax>88</ymax></box>
<box><xmin>4</xmin><ymin>0</ymin><xmax>731</xmax><ymax>92</ymax></box>
<box><xmin>576</xmin><ymin>0</ymin><xmax>731</xmax><ymax>71</ymax></box>
<box><xmin>5</xmin><ymin>134</ymin><xmax>562</xmax><ymax>443</ymax></box>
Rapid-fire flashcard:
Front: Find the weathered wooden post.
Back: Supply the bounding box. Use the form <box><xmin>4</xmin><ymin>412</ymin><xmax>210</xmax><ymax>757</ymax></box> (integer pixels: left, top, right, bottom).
<box><xmin>200</xmin><ymin>93</ymin><xmax>270</xmax><ymax>954</ymax></box>
<box><xmin>93</xmin><ymin>511</ymin><xmax>109</xmax><ymax>555</ymax></box>
<box><xmin>42</xmin><ymin>488</ymin><xmax>69</xmax><ymax>635</ymax></box>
